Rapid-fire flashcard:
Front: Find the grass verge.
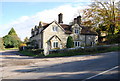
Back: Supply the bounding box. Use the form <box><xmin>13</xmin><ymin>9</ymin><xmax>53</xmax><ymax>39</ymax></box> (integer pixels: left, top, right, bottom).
<box><xmin>19</xmin><ymin>44</ymin><xmax>120</xmax><ymax>58</ymax></box>
<box><xmin>19</xmin><ymin>49</ymin><xmax>44</xmax><ymax>57</ymax></box>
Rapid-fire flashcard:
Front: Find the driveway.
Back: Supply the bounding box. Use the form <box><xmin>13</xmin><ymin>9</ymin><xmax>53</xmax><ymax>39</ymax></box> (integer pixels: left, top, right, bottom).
<box><xmin>0</xmin><ymin>50</ymin><xmax>119</xmax><ymax>80</ymax></box>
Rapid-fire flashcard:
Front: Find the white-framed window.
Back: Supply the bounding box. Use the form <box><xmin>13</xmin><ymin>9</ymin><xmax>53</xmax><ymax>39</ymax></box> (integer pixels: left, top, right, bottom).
<box><xmin>53</xmin><ymin>27</ymin><xmax>58</xmax><ymax>32</ymax></box>
<box><xmin>53</xmin><ymin>41</ymin><xmax>58</xmax><ymax>48</ymax></box>
<box><xmin>74</xmin><ymin>41</ymin><xmax>81</xmax><ymax>47</ymax></box>
<box><xmin>75</xmin><ymin>29</ymin><xmax>79</xmax><ymax>34</ymax></box>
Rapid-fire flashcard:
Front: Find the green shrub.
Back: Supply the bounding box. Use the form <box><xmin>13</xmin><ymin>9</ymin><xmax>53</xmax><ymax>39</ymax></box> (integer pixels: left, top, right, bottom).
<box><xmin>0</xmin><ymin>37</ymin><xmax>4</xmax><ymax>49</ymax></box>
<box><xmin>32</xmin><ymin>49</ymin><xmax>44</xmax><ymax>54</ymax></box>
<box><xmin>66</xmin><ymin>36</ymin><xmax>74</xmax><ymax>48</ymax></box>
<box><xmin>106</xmin><ymin>34</ymin><xmax>120</xmax><ymax>44</ymax></box>
<box><xmin>3</xmin><ymin>28</ymin><xmax>21</xmax><ymax>48</ymax></box>
<box><xmin>19</xmin><ymin>49</ymin><xmax>44</xmax><ymax>57</ymax></box>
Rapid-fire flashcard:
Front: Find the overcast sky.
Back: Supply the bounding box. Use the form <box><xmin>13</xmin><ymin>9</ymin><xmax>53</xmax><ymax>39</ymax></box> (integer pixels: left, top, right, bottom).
<box><xmin>0</xmin><ymin>0</ymin><xmax>119</xmax><ymax>41</ymax></box>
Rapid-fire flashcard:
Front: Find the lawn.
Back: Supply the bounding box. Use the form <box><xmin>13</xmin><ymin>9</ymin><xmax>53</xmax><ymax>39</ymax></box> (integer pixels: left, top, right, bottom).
<box><xmin>19</xmin><ymin>49</ymin><xmax>44</xmax><ymax>57</ymax></box>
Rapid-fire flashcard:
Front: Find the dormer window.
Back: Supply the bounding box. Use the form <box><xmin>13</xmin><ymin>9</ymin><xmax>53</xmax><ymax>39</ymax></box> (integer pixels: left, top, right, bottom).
<box><xmin>75</xmin><ymin>29</ymin><xmax>79</xmax><ymax>34</ymax></box>
<box><xmin>53</xmin><ymin>27</ymin><xmax>58</xmax><ymax>32</ymax></box>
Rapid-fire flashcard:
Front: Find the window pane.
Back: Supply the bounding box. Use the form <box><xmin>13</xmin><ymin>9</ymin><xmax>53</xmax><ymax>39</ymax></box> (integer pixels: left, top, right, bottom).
<box><xmin>55</xmin><ymin>27</ymin><xmax>58</xmax><ymax>31</ymax></box>
<box><xmin>53</xmin><ymin>27</ymin><xmax>58</xmax><ymax>31</ymax></box>
<box><xmin>53</xmin><ymin>42</ymin><xmax>58</xmax><ymax>48</ymax></box>
<box><xmin>75</xmin><ymin>29</ymin><xmax>79</xmax><ymax>34</ymax></box>
<box><xmin>78</xmin><ymin>42</ymin><xmax>80</xmax><ymax>46</ymax></box>
<box><xmin>77</xmin><ymin>30</ymin><xmax>79</xmax><ymax>33</ymax></box>
<box><xmin>56</xmin><ymin>42</ymin><xmax>58</xmax><ymax>47</ymax></box>
<box><xmin>75</xmin><ymin>30</ymin><xmax>77</xmax><ymax>33</ymax></box>
<box><xmin>75</xmin><ymin>42</ymin><xmax>77</xmax><ymax>46</ymax></box>
<box><xmin>53</xmin><ymin>42</ymin><xmax>55</xmax><ymax>47</ymax></box>
<box><xmin>53</xmin><ymin>27</ymin><xmax>54</xmax><ymax>31</ymax></box>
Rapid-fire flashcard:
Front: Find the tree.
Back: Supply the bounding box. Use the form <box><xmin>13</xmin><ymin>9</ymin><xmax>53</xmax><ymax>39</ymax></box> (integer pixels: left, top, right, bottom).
<box><xmin>0</xmin><ymin>37</ymin><xmax>4</xmax><ymax>49</ymax></box>
<box><xmin>66</xmin><ymin>36</ymin><xmax>74</xmax><ymax>48</ymax></box>
<box><xmin>3</xmin><ymin>28</ymin><xmax>21</xmax><ymax>48</ymax></box>
<box><xmin>24</xmin><ymin>37</ymin><xmax>29</xmax><ymax>44</ymax></box>
<box><xmin>8</xmin><ymin>27</ymin><xmax>17</xmax><ymax>36</ymax></box>
<box><xmin>30</xmin><ymin>40</ymin><xmax>38</xmax><ymax>49</ymax></box>
<box><xmin>82</xmin><ymin>0</ymin><xmax>120</xmax><ymax>35</ymax></box>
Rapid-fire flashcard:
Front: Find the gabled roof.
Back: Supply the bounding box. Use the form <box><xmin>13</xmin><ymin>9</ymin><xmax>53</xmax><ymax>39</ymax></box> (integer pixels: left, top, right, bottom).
<box><xmin>40</xmin><ymin>22</ymin><xmax>51</xmax><ymax>32</ymax></box>
<box><xmin>40</xmin><ymin>21</ymin><xmax>66</xmax><ymax>33</ymax></box>
<box><xmin>48</xmin><ymin>35</ymin><xmax>62</xmax><ymax>42</ymax></box>
<box><xmin>39</xmin><ymin>21</ymin><xmax>97</xmax><ymax>35</ymax></box>
<box><xmin>60</xmin><ymin>24</ymin><xmax>72</xmax><ymax>34</ymax></box>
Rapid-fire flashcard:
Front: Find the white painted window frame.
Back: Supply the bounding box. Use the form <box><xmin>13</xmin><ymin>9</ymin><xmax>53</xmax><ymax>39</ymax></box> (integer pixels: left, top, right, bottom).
<box><xmin>53</xmin><ymin>26</ymin><xmax>58</xmax><ymax>32</ymax></box>
<box><xmin>74</xmin><ymin>41</ymin><xmax>81</xmax><ymax>47</ymax></box>
<box><xmin>74</xmin><ymin>29</ymin><xmax>79</xmax><ymax>34</ymax></box>
<box><xmin>53</xmin><ymin>41</ymin><xmax>59</xmax><ymax>48</ymax></box>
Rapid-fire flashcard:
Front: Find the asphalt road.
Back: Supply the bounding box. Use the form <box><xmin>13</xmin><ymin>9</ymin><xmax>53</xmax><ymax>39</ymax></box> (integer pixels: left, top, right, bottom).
<box><xmin>1</xmin><ymin>51</ymin><xmax>120</xmax><ymax>81</ymax></box>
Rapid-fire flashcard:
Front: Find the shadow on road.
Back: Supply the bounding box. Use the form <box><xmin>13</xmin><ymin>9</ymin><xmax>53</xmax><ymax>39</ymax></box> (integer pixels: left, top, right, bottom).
<box><xmin>12</xmin><ymin>52</ymin><xmax>119</xmax><ymax>79</ymax></box>
<box><xmin>1</xmin><ymin>50</ymin><xmax>34</xmax><ymax>59</ymax></box>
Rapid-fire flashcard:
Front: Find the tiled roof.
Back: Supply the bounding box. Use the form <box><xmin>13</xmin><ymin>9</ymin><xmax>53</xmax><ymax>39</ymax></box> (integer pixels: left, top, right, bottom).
<box><xmin>60</xmin><ymin>24</ymin><xmax>72</xmax><ymax>34</ymax></box>
<box><xmin>81</xmin><ymin>26</ymin><xmax>98</xmax><ymax>35</ymax></box>
<box><xmin>40</xmin><ymin>22</ymin><xmax>97</xmax><ymax>35</ymax></box>
<box><xmin>42</xmin><ymin>23</ymin><xmax>50</xmax><ymax>29</ymax></box>
<box><xmin>42</xmin><ymin>22</ymin><xmax>49</xmax><ymax>26</ymax></box>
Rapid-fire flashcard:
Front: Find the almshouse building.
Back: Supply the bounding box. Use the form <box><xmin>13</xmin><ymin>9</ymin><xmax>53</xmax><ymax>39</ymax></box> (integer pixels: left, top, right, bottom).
<box><xmin>30</xmin><ymin>13</ymin><xmax>98</xmax><ymax>55</ymax></box>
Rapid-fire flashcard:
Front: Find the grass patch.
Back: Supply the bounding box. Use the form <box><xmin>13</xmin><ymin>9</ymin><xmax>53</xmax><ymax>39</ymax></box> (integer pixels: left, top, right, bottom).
<box><xmin>19</xmin><ymin>49</ymin><xmax>44</xmax><ymax>57</ymax></box>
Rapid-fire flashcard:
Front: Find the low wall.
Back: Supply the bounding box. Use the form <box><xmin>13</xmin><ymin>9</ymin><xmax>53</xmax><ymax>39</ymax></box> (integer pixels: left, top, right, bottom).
<box><xmin>49</xmin><ymin>44</ymin><xmax>119</xmax><ymax>54</ymax></box>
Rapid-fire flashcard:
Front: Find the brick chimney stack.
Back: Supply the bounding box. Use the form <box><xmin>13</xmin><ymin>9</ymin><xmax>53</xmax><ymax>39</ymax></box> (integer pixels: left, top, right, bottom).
<box><xmin>58</xmin><ymin>13</ymin><xmax>63</xmax><ymax>24</ymax></box>
<box><xmin>77</xmin><ymin>15</ymin><xmax>81</xmax><ymax>25</ymax></box>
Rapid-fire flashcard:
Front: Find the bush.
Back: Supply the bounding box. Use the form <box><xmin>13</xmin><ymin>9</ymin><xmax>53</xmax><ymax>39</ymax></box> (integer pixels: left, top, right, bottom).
<box><xmin>32</xmin><ymin>49</ymin><xmax>44</xmax><ymax>54</ymax></box>
<box><xmin>0</xmin><ymin>37</ymin><xmax>4</xmax><ymax>49</ymax></box>
<box><xmin>19</xmin><ymin>43</ymin><xmax>27</xmax><ymax>51</ymax></box>
<box><xmin>3</xmin><ymin>35</ymin><xmax>21</xmax><ymax>48</ymax></box>
<box><xmin>29</xmin><ymin>40</ymin><xmax>39</xmax><ymax>49</ymax></box>
<box><xmin>3</xmin><ymin>28</ymin><xmax>21</xmax><ymax>48</ymax></box>
<box><xmin>19</xmin><ymin>49</ymin><xmax>44</xmax><ymax>57</ymax></box>
<box><xmin>106</xmin><ymin>34</ymin><xmax>120</xmax><ymax>44</ymax></box>
<box><xmin>66</xmin><ymin>36</ymin><xmax>74</xmax><ymax>48</ymax></box>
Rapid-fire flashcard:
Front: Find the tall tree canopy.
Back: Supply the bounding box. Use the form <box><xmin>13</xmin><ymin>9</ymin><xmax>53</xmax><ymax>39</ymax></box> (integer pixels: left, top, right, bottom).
<box><xmin>82</xmin><ymin>0</ymin><xmax>120</xmax><ymax>35</ymax></box>
<box><xmin>24</xmin><ymin>37</ymin><xmax>29</xmax><ymax>44</ymax></box>
<box><xmin>8</xmin><ymin>27</ymin><xmax>17</xmax><ymax>36</ymax></box>
<box><xmin>3</xmin><ymin>28</ymin><xmax>21</xmax><ymax>48</ymax></box>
